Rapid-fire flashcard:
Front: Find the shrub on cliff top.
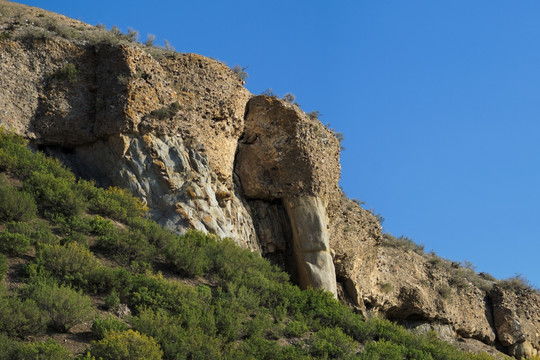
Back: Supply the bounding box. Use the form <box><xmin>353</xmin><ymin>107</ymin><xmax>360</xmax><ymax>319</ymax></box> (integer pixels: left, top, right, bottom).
<box><xmin>231</xmin><ymin>65</ymin><xmax>248</xmax><ymax>81</ymax></box>
<box><xmin>498</xmin><ymin>274</ymin><xmax>538</xmax><ymax>293</ymax></box>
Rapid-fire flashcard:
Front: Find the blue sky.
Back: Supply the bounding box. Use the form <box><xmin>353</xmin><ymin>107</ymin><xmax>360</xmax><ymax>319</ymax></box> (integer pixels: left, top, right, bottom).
<box><xmin>16</xmin><ymin>1</ymin><xmax>540</xmax><ymax>287</ymax></box>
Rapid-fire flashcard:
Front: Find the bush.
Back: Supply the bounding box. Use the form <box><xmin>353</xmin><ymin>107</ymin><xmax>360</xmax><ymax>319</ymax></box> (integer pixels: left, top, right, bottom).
<box><xmin>35</xmin><ymin>242</ymin><xmax>101</xmax><ymax>287</ymax></box>
<box><xmin>0</xmin><ymin>295</ymin><xmax>47</xmax><ymax>337</ymax></box>
<box><xmin>0</xmin><ymin>176</ymin><xmax>37</xmax><ymax>222</ymax></box>
<box><xmin>282</xmin><ymin>93</ymin><xmax>296</xmax><ymax>103</ymax></box>
<box><xmin>0</xmin><ymin>130</ymin><xmax>74</xmax><ymax>180</ymax></box>
<box><xmin>381</xmin><ymin>233</ymin><xmax>424</xmax><ymax>254</ymax></box>
<box><xmin>50</xmin><ymin>63</ymin><xmax>78</xmax><ymax>84</ymax></box>
<box><xmin>149</xmin><ymin>102</ymin><xmax>182</xmax><ymax>120</ymax></box>
<box><xmin>309</xmin><ymin>327</ymin><xmax>357</xmax><ymax>358</ymax></box>
<box><xmin>98</xmin><ymin>228</ymin><xmax>156</xmax><ymax>265</ymax></box>
<box><xmin>498</xmin><ymin>274</ymin><xmax>537</xmax><ymax>292</ymax></box>
<box><xmin>0</xmin><ymin>31</ymin><xmax>11</xmax><ymax>41</ymax></box>
<box><xmin>92</xmin><ymin>315</ymin><xmax>128</xmax><ymax>340</ymax></box>
<box><xmin>164</xmin><ymin>230</ymin><xmax>215</xmax><ymax>277</ymax></box>
<box><xmin>18</xmin><ymin>339</ymin><xmax>72</xmax><ymax>360</ymax></box>
<box><xmin>82</xmin><ymin>184</ymin><xmax>147</xmax><ymax>222</ymax></box>
<box><xmin>0</xmin><ymin>230</ymin><xmax>31</xmax><ymax>256</ymax></box>
<box><xmin>88</xmin><ymin>215</ymin><xmax>116</xmax><ymax>236</ymax></box>
<box><xmin>90</xmin><ymin>330</ymin><xmax>163</xmax><ymax>360</ymax></box>
<box><xmin>104</xmin><ymin>289</ymin><xmax>121</xmax><ymax>310</ymax></box>
<box><xmin>360</xmin><ymin>339</ymin><xmax>407</xmax><ymax>359</ymax></box>
<box><xmin>27</xmin><ymin>282</ymin><xmax>95</xmax><ymax>332</ymax></box>
<box><xmin>231</xmin><ymin>65</ymin><xmax>248</xmax><ymax>81</ymax></box>
<box><xmin>0</xmin><ymin>254</ymin><xmax>7</xmax><ymax>281</ymax></box>
<box><xmin>284</xmin><ymin>320</ymin><xmax>309</xmax><ymax>338</ymax></box>
<box><xmin>127</xmin><ymin>217</ymin><xmax>174</xmax><ymax>249</ymax></box>
<box><xmin>7</xmin><ymin>221</ymin><xmax>58</xmax><ymax>245</ymax></box>
<box><xmin>132</xmin><ymin>310</ymin><xmax>221</xmax><ymax>360</ymax></box>
<box><xmin>24</xmin><ymin>171</ymin><xmax>85</xmax><ymax>219</ymax></box>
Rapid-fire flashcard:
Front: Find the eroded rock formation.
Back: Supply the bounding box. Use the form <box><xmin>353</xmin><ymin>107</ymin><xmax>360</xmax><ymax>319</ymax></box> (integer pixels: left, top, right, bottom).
<box><xmin>1</xmin><ymin>2</ymin><xmax>539</xmax><ymax>357</ymax></box>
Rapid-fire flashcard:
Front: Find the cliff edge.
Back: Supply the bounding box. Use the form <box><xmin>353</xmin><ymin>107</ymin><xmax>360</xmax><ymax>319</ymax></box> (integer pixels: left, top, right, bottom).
<box><xmin>0</xmin><ymin>1</ymin><xmax>538</xmax><ymax>358</ymax></box>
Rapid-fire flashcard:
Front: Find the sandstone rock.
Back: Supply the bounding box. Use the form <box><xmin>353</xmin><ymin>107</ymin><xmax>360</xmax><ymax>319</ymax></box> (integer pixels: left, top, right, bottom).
<box><xmin>53</xmin><ymin>133</ymin><xmax>260</xmax><ymax>251</ymax></box>
<box><xmin>509</xmin><ymin>341</ymin><xmax>535</xmax><ymax>359</ymax></box>
<box><xmin>490</xmin><ymin>285</ymin><xmax>540</xmax><ymax>354</ymax></box>
<box><xmin>235</xmin><ymin>96</ymin><xmax>342</xmax><ymax>295</ymax></box>
<box><xmin>283</xmin><ymin>196</ymin><xmax>337</xmax><ymax>297</ymax></box>
<box><xmin>236</xmin><ymin>95</ymin><xmax>340</xmax><ymax>202</ymax></box>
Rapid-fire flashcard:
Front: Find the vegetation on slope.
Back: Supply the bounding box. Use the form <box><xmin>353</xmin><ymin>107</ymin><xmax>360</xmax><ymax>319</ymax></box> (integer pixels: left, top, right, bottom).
<box><xmin>0</xmin><ymin>130</ymin><xmax>503</xmax><ymax>359</ymax></box>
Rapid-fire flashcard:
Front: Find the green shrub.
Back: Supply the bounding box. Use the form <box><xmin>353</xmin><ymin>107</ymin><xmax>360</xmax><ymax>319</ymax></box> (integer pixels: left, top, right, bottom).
<box><xmin>61</xmin><ymin>231</ymin><xmax>89</xmax><ymax>247</ymax></box>
<box><xmin>104</xmin><ymin>289</ymin><xmax>121</xmax><ymax>310</ymax></box>
<box><xmin>0</xmin><ymin>130</ymin><xmax>74</xmax><ymax>180</ymax></box>
<box><xmin>498</xmin><ymin>274</ymin><xmax>537</xmax><ymax>292</ymax></box>
<box><xmin>308</xmin><ymin>110</ymin><xmax>321</xmax><ymax>120</ymax></box>
<box><xmin>309</xmin><ymin>327</ymin><xmax>357</xmax><ymax>358</ymax></box>
<box><xmin>98</xmin><ymin>228</ymin><xmax>156</xmax><ymax>265</ymax></box>
<box><xmin>284</xmin><ymin>320</ymin><xmax>309</xmax><ymax>338</ymax></box>
<box><xmin>0</xmin><ymin>31</ymin><xmax>11</xmax><ymax>41</ymax></box>
<box><xmin>0</xmin><ymin>176</ymin><xmax>37</xmax><ymax>222</ymax></box>
<box><xmin>378</xmin><ymin>282</ymin><xmax>393</xmax><ymax>293</ymax></box>
<box><xmin>438</xmin><ymin>284</ymin><xmax>452</xmax><ymax>300</ymax></box>
<box><xmin>92</xmin><ymin>315</ymin><xmax>128</xmax><ymax>340</ymax></box>
<box><xmin>88</xmin><ymin>215</ymin><xmax>116</xmax><ymax>236</ymax></box>
<box><xmin>50</xmin><ymin>63</ymin><xmax>78</xmax><ymax>84</ymax></box>
<box><xmin>127</xmin><ymin>273</ymin><xmax>213</xmax><ymax>321</ymax></box>
<box><xmin>27</xmin><ymin>282</ymin><xmax>95</xmax><ymax>332</ymax></box>
<box><xmin>132</xmin><ymin>309</ymin><xmax>222</xmax><ymax>360</ymax></box>
<box><xmin>148</xmin><ymin>102</ymin><xmax>182</xmax><ymax>120</ymax></box>
<box><xmin>18</xmin><ymin>339</ymin><xmax>72</xmax><ymax>360</ymax></box>
<box><xmin>24</xmin><ymin>171</ymin><xmax>85</xmax><ymax>219</ymax></box>
<box><xmin>82</xmin><ymin>184</ymin><xmax>147</xmax><ymax>222</ymax></box>
<box><xmin>0</xmin><ymin>254</ymin><xmax>7</xmax><ymax>281</ymax></box>
<box><xmin>127</xmin><ymin>217</ymin><xmax>174</xmax><ymax>249</ymax></box>
<box><xmin>164</xmin><ymin>230</ymin><xmax>215</xmax><ymax>276</ymax></box>
<box><xmin>55</xmin><ymin>215</ymin><xmax>94</xmax><ymax>236</ymax></box>
<box><xmin>88</xmin><ymin>266</ymin><xmax>133</xmax><ymax>295</ymax></box>
<box><xmin>360</xmin><ymin>339</ymin><xmax>407</xmax><ymax>359</ymax></box>
<box><xmin>7</xmin><ymin>221</ymin><xmax>58</xmax><ymax>245</ymax></box>
<box><xmin>0</xmin><ymin>334</ymin><xmax>24</xmax><ymax>359</ymax></box>
<box><xmin>381</xmin><ymin>233</ymin><xmax>424</xmax><ymax>254</ymax></box>
<box><xmin>0</xmin><ymin>295</ymin><xmax>47</xmax><ymax>337</ymax></box>
<box><xmin>90</xmin><ymin>330</ymin><xmax>163</xmax><ymax>360</ymax></box>
<box><xmin>14</xmin><ymin>27</ymin><xmax>53</xmax><ymax>41</ymax></box>
<box><xmin>35</xmin><ymin>242</ymin><xmax>101</xmax><ymax>287</ymax></box>
<box><xmin>0</xmin><ymin>230</ymin><xmax>31</xmax><ymax>256</ymax></box>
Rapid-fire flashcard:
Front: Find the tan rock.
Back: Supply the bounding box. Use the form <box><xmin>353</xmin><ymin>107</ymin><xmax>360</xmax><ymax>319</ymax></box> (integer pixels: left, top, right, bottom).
<box><xmin>283</xmin><ymin>196</ymin><xmax>337</xmax><ymax>297</ymax></box>
<box><xmin>491</xmin><ymin>285</ymin><xmax>540</xmax><ymax>353</ymax></box>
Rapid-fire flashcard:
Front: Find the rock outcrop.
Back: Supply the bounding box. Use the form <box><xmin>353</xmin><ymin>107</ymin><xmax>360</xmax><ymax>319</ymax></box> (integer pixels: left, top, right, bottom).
<box><xmin>1</xmin><ymin>2</ymin><xmax>539</xmax><ymax>358</ymax></box>
<box><xmin>236</xmin><ymin>95</ymin><xmax>341</xmax><ymax>296</ymax></box>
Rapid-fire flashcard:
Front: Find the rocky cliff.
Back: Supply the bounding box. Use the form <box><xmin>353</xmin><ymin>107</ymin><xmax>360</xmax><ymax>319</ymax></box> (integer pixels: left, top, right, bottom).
<box><xmin>0</xmin><ymin>1</ymin><xmax>539</xmax><ymax>358</ymax></box>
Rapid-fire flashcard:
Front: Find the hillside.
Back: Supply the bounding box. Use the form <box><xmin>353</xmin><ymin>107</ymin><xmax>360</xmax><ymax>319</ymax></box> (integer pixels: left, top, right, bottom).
<box><xmin>0</xmin><ymin>126</ymin><xmax>499</xmax><ymax>359</ymax></box>
<box><xmin>0</xmin><ymin>1</ymin><xmax>539</xmax><ymax>359</ymax></box>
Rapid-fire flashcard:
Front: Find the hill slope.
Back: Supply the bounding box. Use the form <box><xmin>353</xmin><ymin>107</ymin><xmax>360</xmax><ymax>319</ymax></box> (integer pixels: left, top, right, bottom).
<box><xmin>0</xmin><ymin>130</ymin><xmax>503</xmax><ymax>359</ymax></box>
<box><xmin>0</xmin><ymin>1</ymin><xmax>539</xmax><ymax>358</ymax></box>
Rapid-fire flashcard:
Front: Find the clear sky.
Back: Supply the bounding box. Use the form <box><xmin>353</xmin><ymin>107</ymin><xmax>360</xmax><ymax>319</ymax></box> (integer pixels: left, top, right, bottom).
<box><xmin>14</xmin><ymin>1</ymin><xmax>540</xmax><ymax>287</ymax></box>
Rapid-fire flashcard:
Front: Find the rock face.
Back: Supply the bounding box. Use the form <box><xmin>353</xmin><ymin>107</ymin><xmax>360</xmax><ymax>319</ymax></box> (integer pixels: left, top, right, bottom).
<box><xmin>236</xmin><ymin>95</ymin><xmax>341</xmax><ymax>296</ymax></box>
<box><xmin>491</xmin><ymin>285</ymin><xmax>540</xmax><ymax>358</ymax></box>
<box><xmin>1</xmin><ymin>2</ymin><xmax>540</xmax><ymax>358</ymax></box>
<box><xmin>283</xmin><ymin>196</ymin><xmax>336</xmax><ymax>296</ymax></box>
